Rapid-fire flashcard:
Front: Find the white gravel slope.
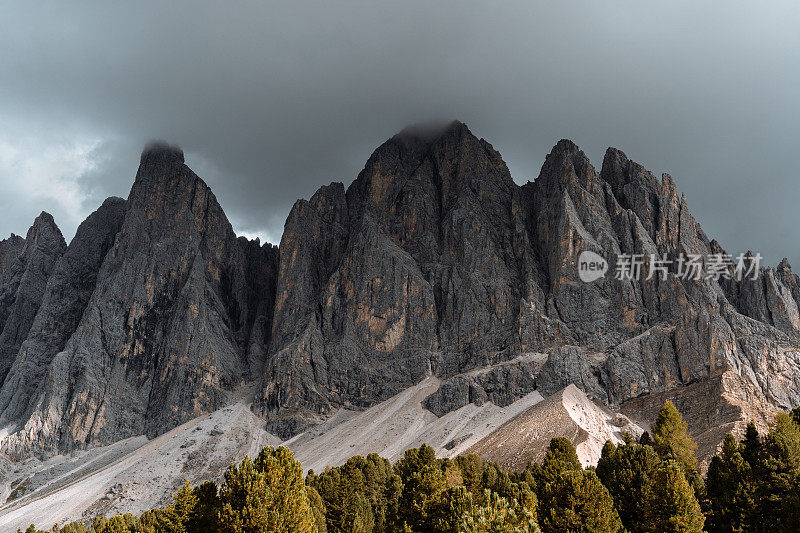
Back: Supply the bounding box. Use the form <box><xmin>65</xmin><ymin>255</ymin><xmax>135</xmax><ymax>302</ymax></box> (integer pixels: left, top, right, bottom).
<box><xmin>286</xmin><ymin>377</ymin><xmax>544</xmax><ymax>472</ymax></box>
<box><xmin>0</xmin><ymin>401</ymin><xmax>278</xmax><ymax>532</ymax></box>
<box><xmin>466</xmin><ymin>384</ymin><xmax>642</xmax><ymax>470</ymax></box>
<box><xmin>1</xmin><ymin>379</ymin><xmax>633</xmax><ymax>531</ymax></box>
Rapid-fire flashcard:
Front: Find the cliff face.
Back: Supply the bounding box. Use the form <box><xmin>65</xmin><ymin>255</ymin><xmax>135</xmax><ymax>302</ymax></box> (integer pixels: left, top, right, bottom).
<box><xmin>0</xmin><ymin>234</ymin><xmax>26</xmax><ymax>286</ymax></box>
<box><xmin>0</xmin><ymin>198</ymin><xmax>125</xmax><ymax>431</ymax></box>
<box><xmin>257</xmin><ymin>123</ymin><xmax>559</xmax><ymax>436</ymax></box>
<box><xmin>0</xmin><ymin>213</ymin><xmax>66</xmax><ymax>384</ymax></box>
<box><xmin>258</xmin><ymin>122</ymin><xmax>800</xmax><ymax>443</ymax></box>
<box><xmin>0</xmin><ymin>144</ymin><xmax>278</xmax><ymax>458</ymax></box>
<box><xmin>0</xmin><ymin>123</ymin><xmax>798</xmax><ymax>460</ymax></box>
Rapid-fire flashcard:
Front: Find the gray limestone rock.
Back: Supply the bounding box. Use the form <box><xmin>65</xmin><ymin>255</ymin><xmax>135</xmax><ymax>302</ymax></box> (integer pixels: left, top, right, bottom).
<box><xmin>257</xmin><ymin>122</ymin><xmax>553</xmax><ymax>438</ymax></box>
<box><xmin>424</xmin><ymin>354</ymin><xmax>546</xmax><ymax>416</ymax></box>
<box><xmin>1</xmin><ymin>124</ymin><xmax>799</xmax><ymax>465</ymax></box>
<box><xmin>0</xmin><ymin>143</ymin><xmax>278</xmax><ymax>458</ymax></box>
<box><xmin>0</xmin><ymin>197</ymin><xmax>125</xmax><ymax>427</ymax></box>
<box><xmin>0</xmin><ymin>213</ymin><xmax>66</xmax><ymax>383</ymax></box>
<box><xmin>257</xmin><ymin>124</ymin><xmax>800</xmax><ymax>442</ymax></box>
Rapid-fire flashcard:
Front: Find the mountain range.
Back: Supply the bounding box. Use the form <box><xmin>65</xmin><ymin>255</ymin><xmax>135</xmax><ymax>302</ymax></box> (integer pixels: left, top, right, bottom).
<box><xmin>1</xmin><ymin>122</ymin><xmax>799</xmax><ymax>524</ymax></box>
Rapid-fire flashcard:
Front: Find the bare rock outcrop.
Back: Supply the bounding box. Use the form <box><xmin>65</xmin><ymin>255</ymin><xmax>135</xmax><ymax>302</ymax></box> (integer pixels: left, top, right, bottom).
<box><xmin>423</xmin><ymin>353</ymin><xmax>547</xmax><ymax>417</ymax></box>
<box><xmin>0</xmin><ymin>234</ymin><xmax>26</xmax><ymax>285</ymax></box>
<box><xmin>0</xmin><ymin>213</ymin><xmax>66</xmax><ymax>383</ymax></box>
<box><xmin>0</xmin><ymin>197</ymin><xmax>125</xmax><ymax>427</ymax></box>
<box><xmin>0</xmin><ymin>143</ymin><xmax>278</xmax><ymax>458</ymax></box>
<box><xmin>259</xmin><ymin>126</ymin><xmax>800</xmax><ymax>450</ymax></box>
<box><xmin>258</xmin><ymin>122</ymin><xmax>557</xmax><ymax>437</ymax></box>
<box><xmin>1</xmin><ymin>124</ymin><xmax>798</xmax><ymax>465</ymax></box>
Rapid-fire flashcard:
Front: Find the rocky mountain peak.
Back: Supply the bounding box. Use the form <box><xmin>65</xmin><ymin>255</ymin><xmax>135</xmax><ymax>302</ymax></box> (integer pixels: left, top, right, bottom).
<box><xmin>0</xmin><ymin>234</ymin><xmax>26</xmax><ymax>282</ymax></box>
<box><xmin>26</xmin><ymin>212</ymin><xmax>65</xmax><ymax>249</ymax></box>
<box><xmin>140</xmin><ymin>140</ymin><xmax>185</xmax><ymax>165</ymax></box>
<box><xmin>0</xmin><ymin>212</ymin><xmax>67</xmax><ymax>383</ymax></box>
<box><xmin>0</xmin><ymin>140</ymin><xmax>282</xmax><ymax>458</ymax></box>
<box><xmin>308</xmin><ymin>182</ymin><xmax>347</xmax><ymax>222</ymax></box>
<box><xmin>130</xmin><ymin>141</ymin><xmax>191</xmax><ymax>207</ymax></box>
<box><xmin>394</xmin><ymin>120</ymin><xmax>466</xmax><ymax>144</ymax></box>
<box><xmin>600</xmin><ymin>148</ymin><xmax>660</xmax><ymax>202</ymax></box>
<box><xmin>126</xmin><ymin>140</ymin><xmax>234</xmax><ymax>244</ymax></box>
<box><xmin>349</xmin><ymin>120</ymin><xmax>514</xmax><ymax>221</ymax></box>
<box><xmin>1</xmin><ymin>123</ymin><xmax>799</xmax><ymax>473</ymax></box>
<box><xmin>101</xmin><ymin>195</ymin><xmax>126</xmax><ymax>207</ymax></box>
<box><xmin>0</xmin><ymin>197</ymin><xmax>126</xmax><ymax>428</ymax></box>
<box><xmin>535</xmin><ymin>138</ymin><xmax>598</xmax><ymax>195</ymax></box>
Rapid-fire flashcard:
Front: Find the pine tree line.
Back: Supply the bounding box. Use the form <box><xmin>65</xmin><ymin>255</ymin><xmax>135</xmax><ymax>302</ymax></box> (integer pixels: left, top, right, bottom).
<box><xmin>17</xmin><ymin>404</ymin><xmax>800</xmax><ymax>532</ymax></box>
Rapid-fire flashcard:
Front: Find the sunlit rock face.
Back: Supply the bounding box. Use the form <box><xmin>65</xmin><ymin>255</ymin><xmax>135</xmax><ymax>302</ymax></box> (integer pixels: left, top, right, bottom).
<box><xmin>1</xmin><ymin>123</ymin><xmax>798</xmax><ymax>460</ymax></box>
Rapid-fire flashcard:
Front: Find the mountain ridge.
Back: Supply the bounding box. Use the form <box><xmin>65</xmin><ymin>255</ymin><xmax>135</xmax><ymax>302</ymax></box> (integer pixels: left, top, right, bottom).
<box><xmin>0</xmin><ymin>122</ymin><xmax>797</xmax><ymax>468</ymax></box>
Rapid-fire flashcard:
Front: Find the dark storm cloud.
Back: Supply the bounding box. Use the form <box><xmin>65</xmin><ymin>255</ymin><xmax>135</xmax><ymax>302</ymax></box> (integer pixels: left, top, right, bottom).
<box><xmin>1</xmin><ymin>1</ymin><xmax>798</xmax><ymax>264</ymax></box>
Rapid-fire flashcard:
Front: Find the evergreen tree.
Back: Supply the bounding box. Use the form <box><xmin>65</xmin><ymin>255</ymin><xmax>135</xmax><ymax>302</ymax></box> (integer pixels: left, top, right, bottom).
<box><xmin>306</xmin><ymin>486</ymin><xmax>328</xmax><ymax>533</ymax></box>
<box><xmin>218</xmin><ymin>446</ymin><xmax>317</xmax><ymax>532</ymax></box>
<box><xmin>60</xmin><ymin>523</ymin><xmax>90</xmax><ymax>533</ymax></box>
<box><xmin>741</xmin><ymin>422</ymin><xmax>761</xmax><ymax>466</ymax></box>
<box><xmin>454</xmin><ymin>453</ymin><xmax>484</xmax><ymax>497</ymax></box>
<box><xmin>705</xmin><ymin>434</ymin><xmax>756</xmax><ymax>532</ymax></box>
<box><xmin>426</xmin><ymin>485</ymin><xmax>474</xmax><ymax>532</ymax></box>
<box><xmin>532</xmin><ymin>437</ymin><xmax>582</xmax><ymax>490</ymax></box>
<box><xmin>191</xmin><ymin>481</ymin><xmax>222</xmax><ymax>532</ymax></box>
<box><xmin>543</xmin><ymin>437</ymin><xmax>582</xmax><ymax>471</ymax></box>
<box><xmin>398</xmin><ymin>462</ymin><xmax>449</xmax><ymax>531</ymax></box>
<box><xmin>309</xmin><ymin>453</ymin><xmax>400</xmax><ymax>532</ymax></box>
<box><xmin>651</xmin><ymin>401</ymin><xmax>704</xmax><ymax>501</ymax></box>
<box><xmin>394</xmin><ymin>444</ymin><xmax>439</xmax><ymax>483</ymax></box>
<box><xmin>755</xmin><ymin>413</ymin><xmax>800</xmax><ymax>532</ymax></box>
<box><xmin>596</xmin><ymin>439</ymin><xmax>661</xmax><ymax>533</ymax></box>
<box><xmin>791</xmin><ymin>406</ymin><xmax>800</xmax><ymax>428</ymax></box>
<box><xmin>641</xmin><ymin>461</ymin><xmax>704</xmax><ymax>533</ymax></box>
<box><xmin>156</xmin><ymin>480</ymin><xmax>198</xmax><ymax>532</ymax></box>
<box><xmin>538</xmin><ymin>469</ymin><xmax>623</xmax><ymax>533</ymax></box>
<box><xmin>461</xmin><ymin>490</ymin><xmax>542</xmax><ymax>533</ymax></box>
<box><xmin>342</xmin><ymin>491</ymin><xmax>374</xmax><ymax>532</ymax></box>
<box><xmin>652</xmin><ymin>401</ymin><xmax>698</xmax><ymax>471</ymax></box>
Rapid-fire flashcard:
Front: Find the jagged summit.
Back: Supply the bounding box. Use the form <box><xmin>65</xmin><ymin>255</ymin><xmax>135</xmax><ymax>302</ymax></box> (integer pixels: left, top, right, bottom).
<box><xmin>551</xmin><ymin>138</ymin><xmax>581</xmax><ymax>152</ymax></box>
<box><xmin>101</xmin><ymin>195</ymin><xmax>126</xmax><ymax>205</ymax></box>
<box><xmin>0</xmin><ymin>142</ymin><xmax>279</xmax><ymax>459</ymax></box>
<box><xmin>534</xmin><ymin>137</ymin><xmax>597</xmax><ymax>193</ymax></box>
<box><xmin>0</xmin><ymin>124</ymin><xmax>797</xmax><ymax>473</ymax></box>
<box><xmin>128</xmin><ymin>140</ymin><xmax>214</xmax><ymax>221</ymax></box>
<box><xmin>260</xmin><ymin>123</ymin><xmax>800</xmax><ymax>444</ymax></box>
<box><xmin>28</xmin><ymin>211</ymin><xmax>64</xmax><ymax>240</ymax></box>
<box><xmin>0</xmin><ymin>212</ymin><xmax>67</xmax><ymax>383</ymax></box>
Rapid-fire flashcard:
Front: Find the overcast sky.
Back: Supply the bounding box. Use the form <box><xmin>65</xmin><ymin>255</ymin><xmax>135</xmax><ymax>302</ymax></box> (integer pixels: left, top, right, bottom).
<box><xmin>1</xmin><ymin>1</ymin><xmax>798</xmax><ymax>265</ymax></box>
